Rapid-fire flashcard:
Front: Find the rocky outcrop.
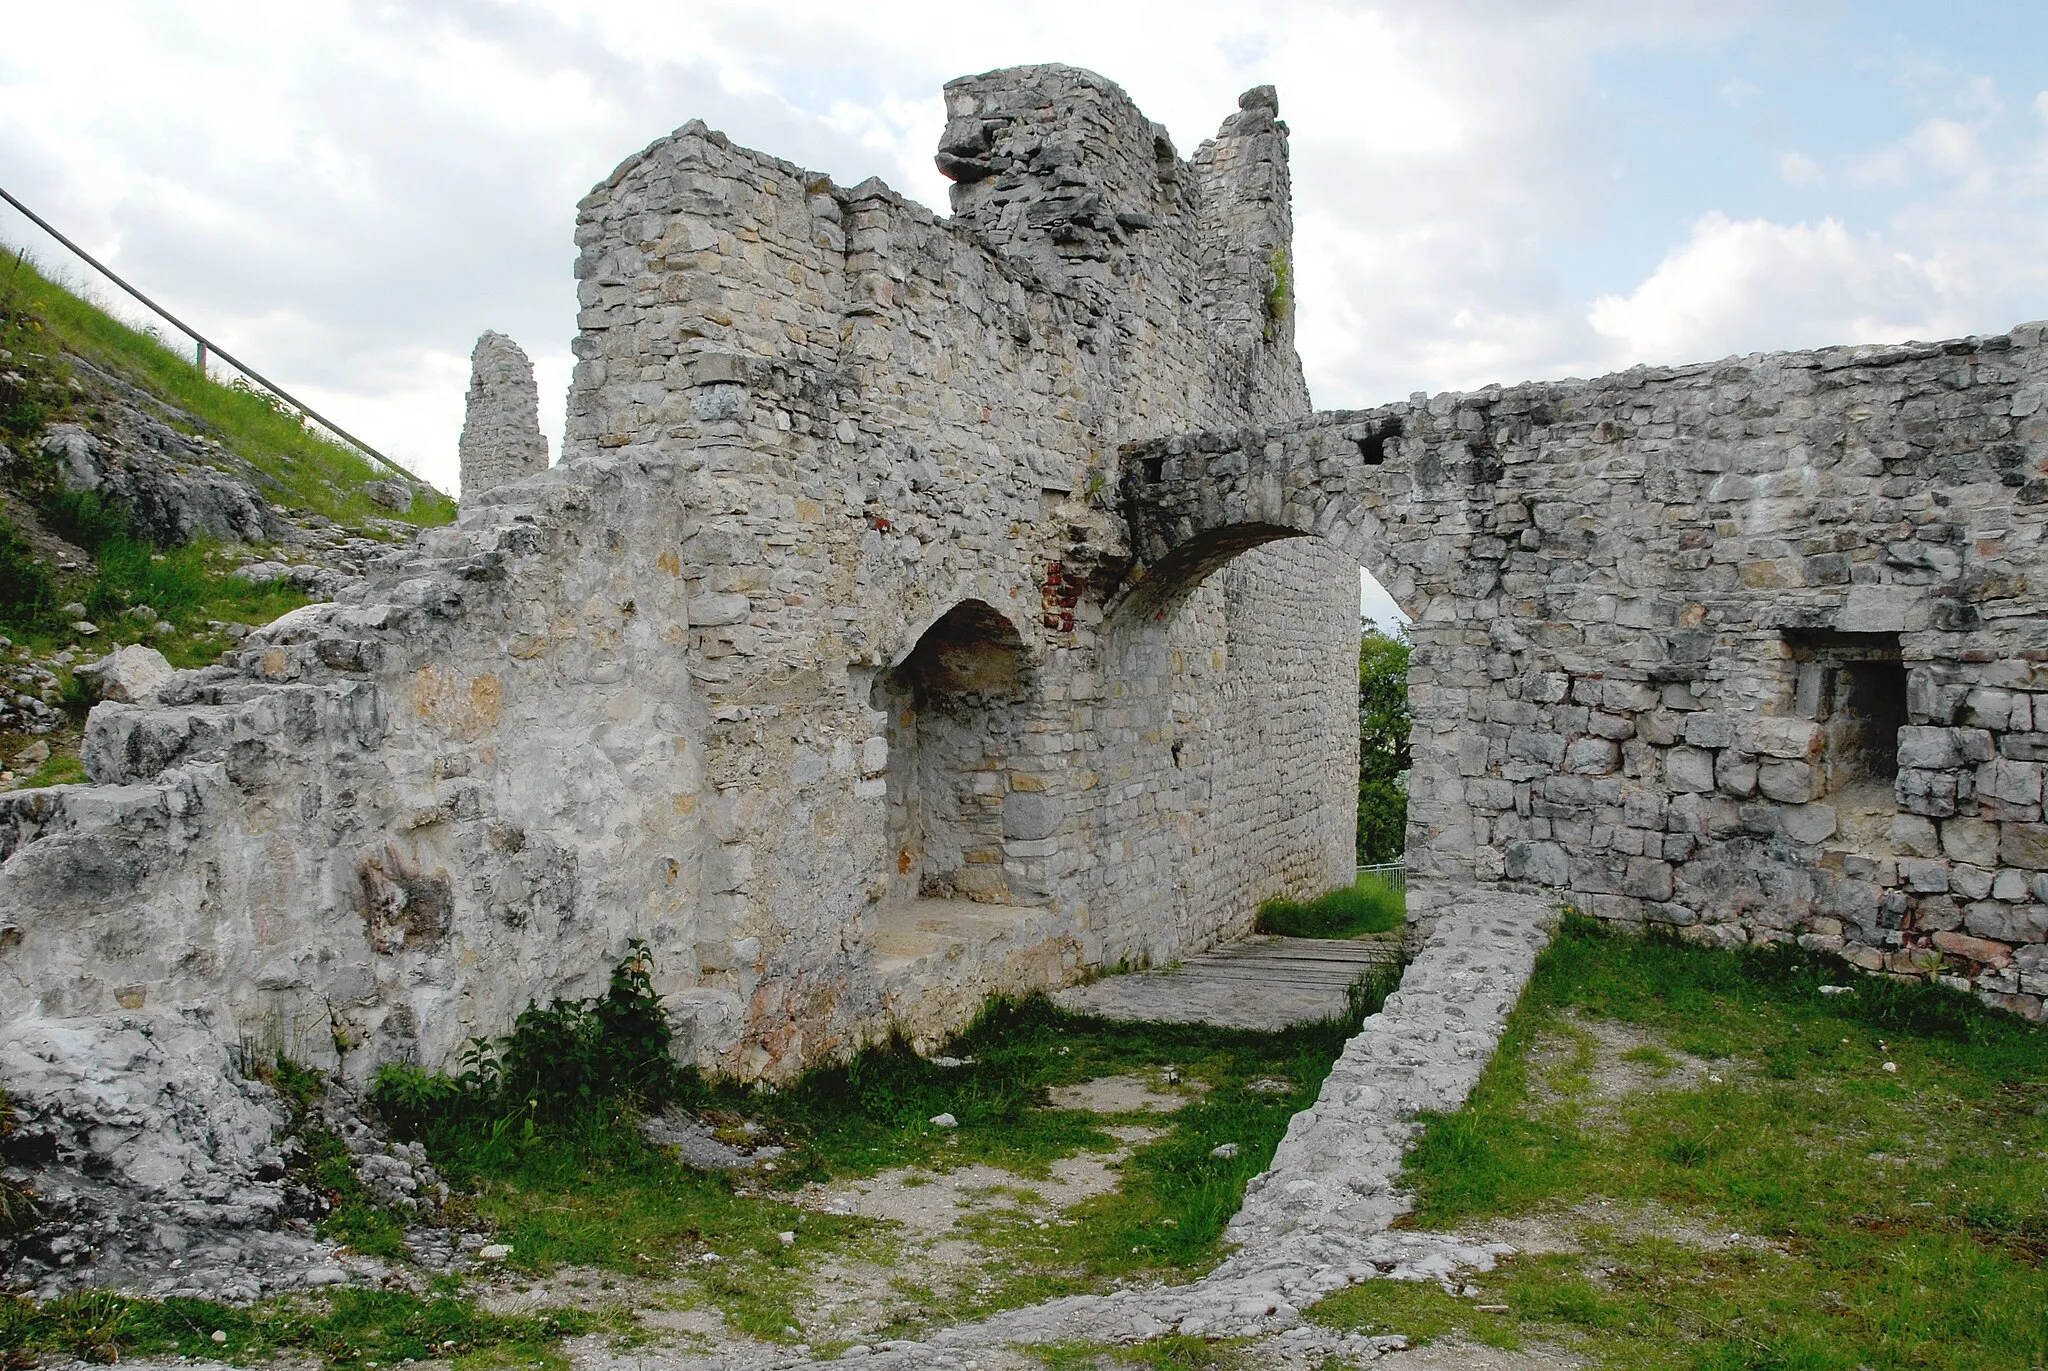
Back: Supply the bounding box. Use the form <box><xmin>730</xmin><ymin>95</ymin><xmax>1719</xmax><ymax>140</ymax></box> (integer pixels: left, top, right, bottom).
<box><xmin>41</xmin><ymin>420</ymin><xmax>277</xmax><ymax>545</ymax></box>
<box><xmin>457</xmin><ymin>331</ymin><xmax>548</xmax><ymax>497</ymax></box>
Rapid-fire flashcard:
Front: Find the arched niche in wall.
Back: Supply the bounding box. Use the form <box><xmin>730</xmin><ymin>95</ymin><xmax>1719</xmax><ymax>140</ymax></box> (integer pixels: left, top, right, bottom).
<box><xmin>872</xmin><ymin>599</ymin><xmax>1040</xmax><ymax>906</ymax></box>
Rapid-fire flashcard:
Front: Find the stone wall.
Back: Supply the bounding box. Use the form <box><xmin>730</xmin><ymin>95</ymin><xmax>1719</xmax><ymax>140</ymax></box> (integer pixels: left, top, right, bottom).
<box><xmin>1128</xmin><ymin>327</ymin><xmax>2048</xmax><ymax>1019</ymax></box>
<box><xmin>457</xmin><ymin>331</ymin><xmax>549</xmax><ymax>496</ymax></box>
<box><xmin>0</xmin><ymin>66</ymin><xmax>1361</xmax><ymax>1085</ymax></box>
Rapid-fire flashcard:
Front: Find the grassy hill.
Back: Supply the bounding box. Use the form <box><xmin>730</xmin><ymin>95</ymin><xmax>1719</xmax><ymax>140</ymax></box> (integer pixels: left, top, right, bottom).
<box><xmin>0</xmin><ymin>251</ymin><xmax>454</xmax><ymax>528</ymax></box>
<box><xmin>0</xmin><ymin>250</ymin><xmax>457</xmax><ymax>783</ymax></box>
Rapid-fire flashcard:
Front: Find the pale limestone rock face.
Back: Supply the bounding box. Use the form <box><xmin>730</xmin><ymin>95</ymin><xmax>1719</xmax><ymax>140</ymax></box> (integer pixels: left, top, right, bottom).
<box><xmin>457</xmin><ymin>330</ymin><xmax>548</xmax><ymax>497</ymax></box>
<box><xmin>75</xmin><ymin>643</ymin><xmax>177</xmax><ymax>706</ymax></box>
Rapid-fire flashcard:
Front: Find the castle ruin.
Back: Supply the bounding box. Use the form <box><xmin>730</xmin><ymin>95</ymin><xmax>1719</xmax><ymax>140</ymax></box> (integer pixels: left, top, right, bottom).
<box><xmin>3</xmin><ymin>63</ymin><xmax>2044</xmax><ymax>1099</ymax></box>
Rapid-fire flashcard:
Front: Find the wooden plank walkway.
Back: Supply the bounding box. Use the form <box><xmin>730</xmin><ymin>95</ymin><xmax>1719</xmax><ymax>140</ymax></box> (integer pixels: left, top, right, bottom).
<box><xmin>1050</xmin><ymin>932</ymin><xmax>1403</xmax><ymax>1031</ymax></box>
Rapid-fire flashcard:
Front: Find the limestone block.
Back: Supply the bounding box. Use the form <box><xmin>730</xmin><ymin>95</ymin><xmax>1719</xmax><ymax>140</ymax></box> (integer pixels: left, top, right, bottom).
<box><xmin>1503</xmin><ymin>840</ymin><xmax>1568</xmax><ymax>885</ymax></box>
<box><xmin>1640</xmin><ymin>709</ymin><xmax>1686</xmax><ymax>745</ymax></box>
<box><xmin>1563</xmin><ymin>737</ymin><xmax>1620</xmax><ymax>775</ymax></box>
<box><xmin>1002</xmin><ymin>790</ymin><xmax>1058</xmax><ymax>842</ymax></box>
<box><xmin>1508</xmin><ymin>728</ymin><xmax>1566</xmax><ymax>766</ymax></box>
<box><xmin>1999</xmin><ymin>823</ymin><xmax>2048</xmax><ymax>870</ymax></box>
<box><xmin>1781</xmin><ymin>803</ymin><xmax>1837</xmax><ymax>845</ymax></box>
<box><xmin>1942</xmin><ymin>818</ymin><xmax>2000</xmax><ymax>867</ymax></box>
<box><xmin>2006</xmin><ymin>732</ymin><xmax>2048</xmax><ymax>762</ymax></box>
<box><xmin>1895</xmin><ymin>768</ymin><xmax>1958</xmax><ymax>818</ymax></box>
<box><xmin>1897</xmin><ymin>726</ymin><xmax>1994</xmax><ymax>770</ymax></box>
<box><xmin>1757</xmin><ymin>760</ymin><xmax>1817</xmax><ymax>804</ymax></box>
<box><xmin>1899</xmin><ymin>857</ymin><xmax>1949</xmax><ymax>893</ymax></box>
<box><xmin>1889</xmin><ymin>813</ymin><xmax>1942</xmax><ymax>857</ymax></box>
<box><xmin>1975</xmin><ymin>758</ymin><xmax>2043</xmax><ymax>821</ymax></box>
<box><xmin>1742</xmin><ymin>716</ymin><xmax>1823</xmax><ymax>761</ymax></box>
<box><xmin>1964</xmin><ymin>902</ymin><xmax>2048</xmax><ymax>944</ymax></box>
<box><xmin>1682</xmin><ymin>713</ymin><xmax>1735</xmax><ymax>749</ymax></box>
<box><xmin>1932</xmin><ymin>930</ymin><xmax>2013</xmax><ymax>966</ymax></box>
<box><xmin>1622</xmin><ymin>857</ymin><xmax>1674</xmax><ymax>900</ymax></box>
<box><xmin>74</xmin><ymin>644</ymin><xmax>176</xmax><ymax>706</ymax></box>
<box><xmin>1665</xmin><ymin>745</ymin><xmax>1714</xmax><ymax>793</ymax></box>
<box><xmin>689</xmin><ymin>593</ymin><xmax>751</xmax><ymax>626</ymax></box>
<box><xmin>1716</xmin><ymin>752</ymin><xmax>1760</xmax><ymax>797</ymax></box>
<box><xmin>1950</xmin><ymin>864</ymin><xmax>1995</xmax><ymax>901</ymax></box>
<box><xmin>1979</xmin><ymin>991</ymin><xmax>2046</xmax><ymax>1022</ymax></box>
<box><xmin>1965</xmin><ymin>687</ymin><xmax>2019</xmax><ymax>730</ymax></box>
<box><xmin>1991</xmin><ymin>868</ymin><xmax>2032</xmax><ymax>901</ymax></box>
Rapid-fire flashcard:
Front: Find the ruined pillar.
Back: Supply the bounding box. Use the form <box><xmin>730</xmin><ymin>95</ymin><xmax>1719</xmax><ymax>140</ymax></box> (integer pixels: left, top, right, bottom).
<box><xmin>457</xmin><ymin>330</ymin><xmax>548</xmax><ymax>498</ymax></box>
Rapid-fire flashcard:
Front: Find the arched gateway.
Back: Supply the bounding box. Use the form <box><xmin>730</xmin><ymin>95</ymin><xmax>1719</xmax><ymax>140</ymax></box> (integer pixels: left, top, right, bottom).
<box><xmin>4</xmin><ymin>65</ymin><xmax>2046</xmax><ymax>1106</ymax></box>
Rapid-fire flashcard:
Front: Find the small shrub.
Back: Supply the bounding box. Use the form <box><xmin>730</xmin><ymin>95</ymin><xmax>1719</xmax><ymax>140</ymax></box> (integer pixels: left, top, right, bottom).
<box><xmin>372</xmin><ymin>940</ymin><xmax>703</xmax><ymax>1147</ymax></box>
<box><xmin>0</xmin><ymin>1087</ymin><xmax>37</xmax><ymax>1238</ymax></box>
<box><xmin>39</xmin><ymin>488</ymin><xmax>130</xmax><ymax>552</ymax></box>
<box><xmin>1357</xmin><ymin>626</ymin><xmax>1411</xmax><ymax>863</ymax></box>
<box><xmin>1263</xmin><ymin>249</ymin><xmax>1292</xmax><ymax>332</ymax></box>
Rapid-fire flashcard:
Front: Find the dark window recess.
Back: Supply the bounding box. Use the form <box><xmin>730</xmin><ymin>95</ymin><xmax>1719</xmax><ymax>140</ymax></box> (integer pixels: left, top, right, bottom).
<box><xmin>1357</xmin><ymin>420</ymin><xmax>1400</xmax><ymax>466</ymax></box>
<box><xmin>1141</xmin><ymin>455</ymin><xmax>1164</xmax><ymax>483</ymax></box>
<box><xmin>1784</xmin><ymin>630</ymin><xmax>1907</xmax><ymax>788</ymax></box>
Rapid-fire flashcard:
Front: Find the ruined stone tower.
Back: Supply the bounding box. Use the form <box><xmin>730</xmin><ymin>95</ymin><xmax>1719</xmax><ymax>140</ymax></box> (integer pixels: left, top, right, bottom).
<box><xmin>458</xmin><ymin>330</ymin><xmax>548</xmax><ymax>496</ymax></box>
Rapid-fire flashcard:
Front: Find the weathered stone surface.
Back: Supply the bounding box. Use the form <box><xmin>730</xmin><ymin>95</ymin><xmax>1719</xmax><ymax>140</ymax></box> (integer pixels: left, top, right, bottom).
<box><xmin>73</xmin><ymin>644</ymin><xmax>178</xmax><ymax>706</ymax></box>
<box><xmin>0</xmin><ymin>66</ymin><xmax>1355</xmax><ymax>1097</ymax></box>
<box><xmin>40</xmin><ymin>415</ymin><xmax>280</xmax><ymax>546</ymax></box>
<box><xmin>8</xmin><ymin>66</ymin><xmax>2048</xmax><ymax>1284</ymax></box>
<box><xmin>456</xmin><ymin>331</ymin><xmax>548</xmax><ymax>497</ymax></box>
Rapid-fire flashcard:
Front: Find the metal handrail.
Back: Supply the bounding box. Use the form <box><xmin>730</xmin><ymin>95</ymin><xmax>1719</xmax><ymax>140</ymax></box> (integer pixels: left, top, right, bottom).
<box><xmin>1356</xmin><ymin>859</ymin><xmax>1407</xmax><ymax>893</ymax></box>
<box><xmin>0</xmin><ymin>183</ymin><xmax>422</xmax><ymax>484</ymax></box>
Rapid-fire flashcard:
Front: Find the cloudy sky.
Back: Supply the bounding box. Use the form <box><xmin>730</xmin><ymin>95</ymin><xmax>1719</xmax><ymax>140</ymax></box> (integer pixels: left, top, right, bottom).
<box><xmin>5</xmin><ymin>0</ymin><xmax>2046</xmax><ymax>534</ymax></box>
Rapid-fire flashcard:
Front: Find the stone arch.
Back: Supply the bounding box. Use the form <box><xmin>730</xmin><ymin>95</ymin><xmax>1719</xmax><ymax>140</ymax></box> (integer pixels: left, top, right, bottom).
<box><xmin>1117</xmin><ymin>415</ymin><xmax>1426</xmax><ymax>626</ymax></box>
<box><xmin>872</xmin><ymin>599</ymin><xmax>1041</xmax><ymax>905</ymax></box>
<box><xmin>1097</xmin><ymin>434</ymin><xmax>1429</xmax><ymax>952</ymax></box>
<box><xmin>1086</xmin><ymin>525</ymin><xmax>1378</xmax><ymax>964</ymax></box>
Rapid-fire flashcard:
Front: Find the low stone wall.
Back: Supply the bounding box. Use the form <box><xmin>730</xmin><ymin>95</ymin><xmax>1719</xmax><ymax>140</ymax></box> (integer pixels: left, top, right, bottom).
<box><xmin>1128</xmin><ymin>325</ymin><xmax>2048</xmax><ymax>1019</ymax></box>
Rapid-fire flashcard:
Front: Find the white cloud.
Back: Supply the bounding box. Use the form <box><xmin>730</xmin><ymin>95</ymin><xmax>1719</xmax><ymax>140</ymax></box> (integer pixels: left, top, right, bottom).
<box><xmin>1588</xmin><ymin>214</ymin><xmax>1958</xmax><ymax>364</ymax></box>
<box><xmin>0</xmin><ymin>0</ymin><xmax>2040</xmax><ymax>495</ymax></box>
<box><xmin>1778</xmin><ymin>151</ymin><xmax>1823</xmax><ymax>186</ymax></box>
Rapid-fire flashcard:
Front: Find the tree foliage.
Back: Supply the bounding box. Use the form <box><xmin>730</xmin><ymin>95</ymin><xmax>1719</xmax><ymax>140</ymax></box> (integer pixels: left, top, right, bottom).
<box><xmin>1357</xmin><ymin>623</ymin><xmax>1411</xmax><ymax>862</ymax></box>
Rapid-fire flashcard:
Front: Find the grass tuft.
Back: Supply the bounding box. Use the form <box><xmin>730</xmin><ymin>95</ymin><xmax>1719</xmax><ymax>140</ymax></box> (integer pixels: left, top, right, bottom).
<box><xmin>1255</xmin><ymin>873</ymin><xmax>1403</xmax><ymax>940</ymax></box>
<box><xmin>0</xmin><ymin>1285</ymin><xmax>591</xmax><ymax>1368</ymax></box>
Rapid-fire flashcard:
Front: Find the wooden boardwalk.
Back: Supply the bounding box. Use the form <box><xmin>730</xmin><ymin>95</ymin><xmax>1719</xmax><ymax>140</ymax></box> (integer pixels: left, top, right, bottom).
<box><xmin>1050</xmin><ymin>932</ymin><xmax>1403</xmax><ymax>1031</ymax></box>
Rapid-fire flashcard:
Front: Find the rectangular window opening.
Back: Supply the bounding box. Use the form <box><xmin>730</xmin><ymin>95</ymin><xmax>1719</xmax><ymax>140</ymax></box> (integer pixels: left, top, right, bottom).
<box><xmin>1784</xmin><ymin>630</ymin><xmax>1906</xmax><ymax>793</ymax></box>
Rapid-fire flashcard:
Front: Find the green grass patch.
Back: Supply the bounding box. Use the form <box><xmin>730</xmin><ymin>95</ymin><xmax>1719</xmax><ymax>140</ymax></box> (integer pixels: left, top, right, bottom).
<box><xmin>0</xmin><ymin>251</ymin><xmax>453</xmax><ymax>528</ymax></box>
<box><xmin>15</xmin><ymin>751</ymin><xmax>86</xmax><ymax>788</ymax></box>
<box><xmin>0</xmin><ymin>1285</ymin><xmax>593</xmax><ymax>1368</ymax></box>
<box><xmin>1308</xmin><ymin>914</ymin><xmax>2048</xmax><ymax>1370</ymax></box>
<box><xmin>1255</xmin><ymin>873</ymin><xmax>1403</xmax><ymax>939</ymax></box>
<box><xmin>1028</xmin><ymin>1333</ymin><xmax>1249</xmax><ymax>1368</ymax></box>
<box><xmin>0</xmin><ymin>519</ymin><xmax>310</xmax><ymax>666</ymax></box>
<box><xmin>374</xmin><ymin>943</ymin><xmax>1404</xmax><ymax>1341</ymax></box>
